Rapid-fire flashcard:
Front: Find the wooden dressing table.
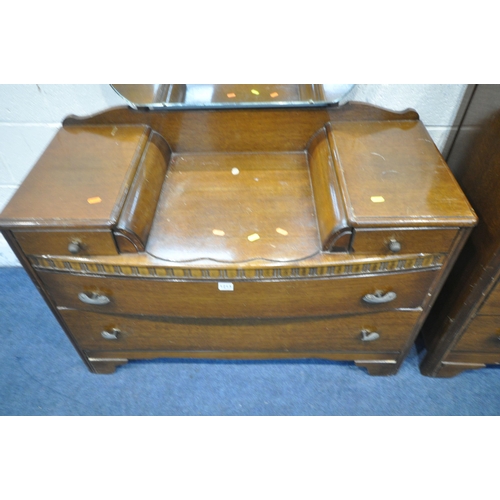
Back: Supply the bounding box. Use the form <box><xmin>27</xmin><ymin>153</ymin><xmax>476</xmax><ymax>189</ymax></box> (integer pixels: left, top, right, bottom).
<box><xmin>0</xmin><ymin>86</ymin><xmax>477</xmax><ymax>374</ymax></box>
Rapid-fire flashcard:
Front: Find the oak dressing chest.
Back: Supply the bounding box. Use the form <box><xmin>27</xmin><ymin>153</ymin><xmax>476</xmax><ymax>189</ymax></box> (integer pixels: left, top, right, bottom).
<box><xmin>0</xmin><ymin>91</ymin><xmax>477</xmax><ymax>374</ymax></box>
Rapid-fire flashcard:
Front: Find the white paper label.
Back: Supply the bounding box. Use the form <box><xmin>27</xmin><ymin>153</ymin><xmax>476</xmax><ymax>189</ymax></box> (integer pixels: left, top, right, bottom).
<box><xmin>218</xmin><ymin>282</ymin><xmax>234</xmax><ymax>291</ymax></box>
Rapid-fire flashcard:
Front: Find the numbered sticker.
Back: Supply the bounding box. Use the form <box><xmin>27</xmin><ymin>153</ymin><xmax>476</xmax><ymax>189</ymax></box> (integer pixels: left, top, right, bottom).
<box><xmin>218</xmin><ymin>282</ymin><xmax>234</xmax><ymax>291</ymax></box>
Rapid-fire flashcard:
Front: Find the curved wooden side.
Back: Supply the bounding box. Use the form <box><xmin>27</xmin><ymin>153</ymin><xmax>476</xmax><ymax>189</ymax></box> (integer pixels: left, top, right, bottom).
<box><xmin>114</xmin><ymin>132</ymin><xmax>171</xmax><ymax>252</ymax></box>
<box><xmin>307</xmin><ymin>127</ymin><xmax>351</xmax><ymax>252</ymax></box>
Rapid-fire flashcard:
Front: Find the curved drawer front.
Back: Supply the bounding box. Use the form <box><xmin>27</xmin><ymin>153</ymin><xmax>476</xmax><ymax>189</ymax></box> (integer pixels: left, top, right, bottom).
<box><xmin>60</xmin><ymin>309</ymin><xmax>421</xmax><ymax>353</ymax></box>
<box><xmin>39</xmin><ymin>268</ymin><xmax>437</xmax><ymax>319</ymax></box>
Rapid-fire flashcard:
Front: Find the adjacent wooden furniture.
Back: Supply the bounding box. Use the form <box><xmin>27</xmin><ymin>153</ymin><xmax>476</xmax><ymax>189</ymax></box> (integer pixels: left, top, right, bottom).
<box><xmin>420</xmin><ymin>85</ymin><xmax>500</xmax><ymax>377</ymax></box>
<box><xmin>0</xmin><ymin>101</ymin><xmax>477</xmax><ymax>374</ymax></box>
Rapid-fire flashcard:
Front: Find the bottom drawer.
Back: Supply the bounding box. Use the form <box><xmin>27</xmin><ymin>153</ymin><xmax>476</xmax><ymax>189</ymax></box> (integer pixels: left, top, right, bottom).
<box><xmin>60</xmin><ymin>309</ymin><xmax>421</xmax><ymax>353</ymax></box>
<box><xmin>454</xmin><ymin>315</ymin><xmax>500</xmax><ymax>353</ymax></box>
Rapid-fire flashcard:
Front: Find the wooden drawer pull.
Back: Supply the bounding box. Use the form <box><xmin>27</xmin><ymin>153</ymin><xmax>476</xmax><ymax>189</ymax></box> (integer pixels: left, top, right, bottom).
<box><xmin>360</xmin><ymin>329</ymin><xmax>380</xmax><ymax>342</ymax></box>
<box><xmin>78</xmin><ymin>291</ymin><xmax>110</xmax><ymax>305</ymax></box>
<box><xmin>101</xmin><ymin>328</ymin><xmax>121</xmax><ymax>340</ymax></box>
<box><xmin>362</xmin><ymin>290</ymin><xmax>397</xmax><ymax>304</ymax></box>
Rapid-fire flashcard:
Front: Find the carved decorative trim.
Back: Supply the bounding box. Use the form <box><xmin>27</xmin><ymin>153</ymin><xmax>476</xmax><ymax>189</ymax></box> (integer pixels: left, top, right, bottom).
<box><xmin>29</xmin><ymin>254</ymin><xmax>445</xmax><ymax>280</ymax></box>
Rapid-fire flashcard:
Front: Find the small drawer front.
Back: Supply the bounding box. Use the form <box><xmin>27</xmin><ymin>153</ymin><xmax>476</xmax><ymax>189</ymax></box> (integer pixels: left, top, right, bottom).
<box><xmin>477</xmin><ymin>281</ymin><xmax>500</xmax><ymax>316</ymax></box>
<box><xmin>60</xmin><ymin>309</ymin><xmax>421</xmax><ymax>353</ymax></box>
<box><xmin>14</xmin><ymin>230</ymin><xmax>118</xmax><ymax>257</ymax></box>
<box><xmin>352</xmin><ymin>228</ymin><xmax>457</xmax><ymax>255</ymax></box>
<box><xmin>39</xmin><ymin>268</ymin><xmax>437</xmax><ymax>319</ymax></box>
<box><xmin>453</xmin><ymin>315</ymin><xmax>500</xmax><ymax>353</ymax></box>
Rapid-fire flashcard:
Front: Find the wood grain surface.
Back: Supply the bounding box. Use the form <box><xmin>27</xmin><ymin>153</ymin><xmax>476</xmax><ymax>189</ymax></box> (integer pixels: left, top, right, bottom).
<box><xmin>0</xmin><ymin>126</ymin><xmax>149</xmax><ymax>228</ymax></box>
<box><xmin>327</xmin><ymin>121</ymin><xmax>477</xmax><ymax>228</ymax></box>
<box><xmin>39</xmin><ymin>268</ymin><xmax>437</xmax><ymax>318</ymax></box>
<box><xmin>61</xmin><ymin>308</ymin><xmax>420</xmax><ymax>353</ymax></box>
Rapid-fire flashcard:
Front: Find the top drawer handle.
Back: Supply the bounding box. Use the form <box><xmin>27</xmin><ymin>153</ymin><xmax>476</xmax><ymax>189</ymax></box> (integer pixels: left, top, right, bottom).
<box><xmin>362</xmin><ymin>290</ymin><xmax>397</xmax><ymax>304</ymax></box>
<box><xmin>78</xmin><ymin>292</ymin><xmax>110</xmax><ymax>305</ymax></box>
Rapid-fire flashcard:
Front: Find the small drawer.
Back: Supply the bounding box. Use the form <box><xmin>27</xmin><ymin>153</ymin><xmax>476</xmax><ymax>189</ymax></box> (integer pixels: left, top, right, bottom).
<box><xmin>453</xmin><ymin>315</ymin><xmax>500</xmax><ymax>353</ymax></box>
<box><xmin>60</xmin><ymin>309</ymin><xmax>421</xmax><ymax>353</ymax></box>
<box><xmin>352</xmin><ymin>228</ymin><xmax>457</xmax><ymax>255</ymax></box>
<box><xmin>39</xmin><ymin>267</ymin><xmax>438</xmax><ymax>319</ymax></box>
<box><xmin>14</xmin><ymin>230</ymin><xmax>118</xmax><ymax>257</ymax></box>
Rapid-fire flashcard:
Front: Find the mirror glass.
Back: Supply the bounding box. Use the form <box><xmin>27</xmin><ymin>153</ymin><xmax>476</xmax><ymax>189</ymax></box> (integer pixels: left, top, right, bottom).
<box><xmin>110</xmin><ymin>84</ymin><xmax>355</xmax><ymax>108</ymax></box>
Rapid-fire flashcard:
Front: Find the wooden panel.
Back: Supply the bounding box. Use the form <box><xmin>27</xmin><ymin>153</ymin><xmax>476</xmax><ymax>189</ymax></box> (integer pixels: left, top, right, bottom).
<box><xmin>115</xmin><ymin>132</ymin><xmax>171</xmax><ymax>251</ymax></box>
<box><xmin>62</xmin><ymin>103</ymin><xmax>420</xmax><ymax>154</ymax></box>
<box><xmin>453</xmin><ymin>315</ymin><xmax>500</xmax><ymax>353</ymax></box>
<box><xmin>328</xmin><ymin>121</ymin><xmax>477</xmax><ymax>228</ymax></box>
<box><xmin>0</xmin><ymin>126</ymin><xmax>150</xmax><ymax>229</ymax></box>
<box><xmin>352</xmin><ymin>228</ymin><xmax>458</xmax><ymax>255</ymax></box>
<box><xmin>479</xmin><ymin>281</ymin><xmax>500</xmax><ymax>315</ymax></box>
<box><xmin>39</xmin><ymin>268</ymin><xmax>438</xmax><ymax>318</ymax></box>
<box><xmin>87</xmin><ymin>350</ymin><xmax>398</xmax><ymax>363</ymax></box>
<box><xmin>14</xmin><ymin>230</ymin><xmax>118</xmax><ymax>257</ymax></box>
<box><xmin>146</xmin><ymin>151</ymin><xmax>320</xmax><ymax>262</ymax></box>
<box><xmin>61</xmin><ymin>309</ymin><xmax>420</xmax><ymax>353</ymax></box>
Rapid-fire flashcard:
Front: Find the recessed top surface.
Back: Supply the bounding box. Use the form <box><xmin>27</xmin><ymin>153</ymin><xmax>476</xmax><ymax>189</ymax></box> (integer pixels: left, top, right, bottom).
<box><xmin>146</xmin><ymin>151</ymin><xmax>321</xmax><ymax>263</ymax></box>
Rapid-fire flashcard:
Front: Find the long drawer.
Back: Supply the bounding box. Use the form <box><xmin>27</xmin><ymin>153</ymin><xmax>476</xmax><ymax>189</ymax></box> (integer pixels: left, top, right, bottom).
<box><xmin>39</xmin><ymin>269</ymin><xmax>437</xmax><ymax>319</ymax></box>
<box><xmin>60</xmin><ymin>309</ymin><xmax>421</xmax><ymax>353</ymax></box>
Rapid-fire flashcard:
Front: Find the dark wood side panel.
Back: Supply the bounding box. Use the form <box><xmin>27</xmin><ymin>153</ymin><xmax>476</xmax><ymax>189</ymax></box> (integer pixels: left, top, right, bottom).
<box><xmin>114</xmin><ymin>132</ymin><xmax>172</xmax><ymax>252</ymax></box>
<box><xmin>420</xmin><ymin>100</ymin><xmax>500</xmax><ymax>376</ymax></box>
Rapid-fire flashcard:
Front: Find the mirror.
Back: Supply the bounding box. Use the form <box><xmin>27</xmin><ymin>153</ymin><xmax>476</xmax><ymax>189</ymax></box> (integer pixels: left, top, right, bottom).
<box><xmin>110</xmin><ymin>84</ymin><xmax>355</xmax><ymax>108</ymax></box>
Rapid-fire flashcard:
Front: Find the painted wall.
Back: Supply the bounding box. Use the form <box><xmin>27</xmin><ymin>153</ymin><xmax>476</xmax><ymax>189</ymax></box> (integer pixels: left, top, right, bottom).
<box><xmin>0</xmin><ymin>84</ymin><xmax>468</xmax><ymax>266</ymax></box>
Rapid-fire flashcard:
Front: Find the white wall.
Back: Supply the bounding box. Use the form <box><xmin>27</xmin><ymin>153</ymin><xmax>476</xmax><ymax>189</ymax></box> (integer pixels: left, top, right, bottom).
<box><xmin>0</xmin><ymin>84</ymin><xmax>468</xmax><ymax>266</ymax></box>
<box><xmin>342</xmin><ymin>84</ymin><xmax>467</xmax><ymax>153</ymax></box>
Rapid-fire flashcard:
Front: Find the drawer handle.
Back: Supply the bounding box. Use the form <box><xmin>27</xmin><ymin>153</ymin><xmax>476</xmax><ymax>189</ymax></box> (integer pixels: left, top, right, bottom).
<box><xmin>78</xmin><ymin>292</ymin><xmax>110</xmax><ymax>305</ymax></box>
<box><xmin>388</xmin><ymin>239</ymin><xmax>401</xmax><ymax>253</ymax></box>
<box><xmin>360</xmin><ymin>329</ymin><xmax>380</xmax><ymax>342</ymax></box>
<box><xmin>101</xmin><ymin>328</ymin><xmax>121</xmax><ymax>340</ymax></box>
<box><xmin>68</xmin><ymin>241</ymin><xmax>82</xmax><ymax>254</ymax></box>
<box><xmin>362</xmin><ymin>290</ymin><xmax>397</xmax><ymax>304</ymax></box>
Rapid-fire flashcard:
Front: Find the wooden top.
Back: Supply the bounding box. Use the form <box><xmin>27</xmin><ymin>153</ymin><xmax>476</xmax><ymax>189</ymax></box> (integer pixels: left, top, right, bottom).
<box><xmin>0</xmin><ymin>103</ymin><xmax>477</xmax><ymax>264</ymax></box>
<box><xmin>146</xmin><ymin>151</ymin><xmax>320</xmax><ymax>263</ymax></box>
<box><xmin>329</xmin><ymin>120</ymin><xmax>477</xmax><ymax>227</ymax></box>
<box><xmin>0</xmin><ymin>125</ymin><xmax>149</xmax><ymax>229</ymax></box>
